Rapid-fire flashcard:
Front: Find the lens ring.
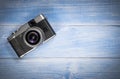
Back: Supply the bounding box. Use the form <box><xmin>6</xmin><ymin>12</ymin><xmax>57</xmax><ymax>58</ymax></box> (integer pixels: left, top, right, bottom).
<box><xmin>24</xmin><ymin>27</ymin><xmax>44</xmax><ymax>47</ymax></box>
<box><xmin>25</xmin><ymin>30</ymin><xmax>40</xmax><ymax>45</ymax></box>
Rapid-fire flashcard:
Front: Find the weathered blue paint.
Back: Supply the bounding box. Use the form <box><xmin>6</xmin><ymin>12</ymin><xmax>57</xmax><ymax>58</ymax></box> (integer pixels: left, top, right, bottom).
<box><xmin>0</xmin><ymin>58</ymin><xmax>120</xmax><ymax>79</ymax></box>
<box><xmin>0</xmin><ymin>0</ymin><xmax>120</xmax><ymax>79</ymax></box>
<box><xmin>0</xmin><ymin>25</ymin><xmax>120</xmax><ymax>58</ymax></box>
<box><xmin>0</xmin><ymin>0</ymin><xmax>120</xmax><ymax>25</ymax></box>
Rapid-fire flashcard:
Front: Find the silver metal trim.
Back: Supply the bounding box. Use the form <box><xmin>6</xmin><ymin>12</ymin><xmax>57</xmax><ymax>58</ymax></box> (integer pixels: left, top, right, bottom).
<box><xmin>20</xmin><ymin>47</ymin><xmax>37</xmax><ymax>58</ymax></box>
<box><xmin>34</xmin><ymin>14</ymin><xmax>45</xmax><ymax>23</ymax></box>
<box><xmin>43</xmin><ymin>34</ymin><xmax>56</xmax><ymax>44</ymax></box>
<box><xmin>8</xmin><ymin>23</ymin><xmax>30</xmax><ymax>41</ymax></box>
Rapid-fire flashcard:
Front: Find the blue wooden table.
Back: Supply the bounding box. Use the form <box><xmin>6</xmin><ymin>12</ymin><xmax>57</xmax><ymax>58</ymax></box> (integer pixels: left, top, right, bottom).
<box><xmin>0</xmin><ymin>0</ymin><xmax>120</xmax><ymax>79</ymax></box>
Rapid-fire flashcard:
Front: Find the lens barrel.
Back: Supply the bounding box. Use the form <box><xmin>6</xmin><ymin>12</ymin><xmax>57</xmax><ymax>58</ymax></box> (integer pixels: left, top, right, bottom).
<box><xmin>25</xmin><ymin>30</ymin><xmax>40</xmax><ymax>45</ymax></box>
<box><xmin>24</xmin><ymin>27</ymin><xmax>44</xmax><ymax>47</ymax></box>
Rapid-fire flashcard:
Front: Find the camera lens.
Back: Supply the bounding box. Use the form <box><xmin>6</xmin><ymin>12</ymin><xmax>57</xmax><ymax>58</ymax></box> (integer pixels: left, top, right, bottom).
<box><xmin>25</xmin><ymin>30</ymin><xmax>40</xmax><ymax>45</ymax></box>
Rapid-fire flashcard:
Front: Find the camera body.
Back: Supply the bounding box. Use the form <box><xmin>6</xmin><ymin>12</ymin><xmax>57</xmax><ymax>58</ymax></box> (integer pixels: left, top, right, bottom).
<box><xmin>8</xmin><ymin>14</ymin><xmax>56</xmax><ymax>57</ymax></box>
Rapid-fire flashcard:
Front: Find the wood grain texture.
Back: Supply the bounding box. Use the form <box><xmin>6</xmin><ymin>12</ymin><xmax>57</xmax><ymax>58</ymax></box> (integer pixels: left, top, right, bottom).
<box><xmin>0</xmin><ymin>58</ymin><xmax>120</xmax><ymax>79</ymax></box>
<box><xmin>0</xmin><ymin>25</ymin><xmax>120</xmax><ymax>58</ymax></box>
<box><xmin>0</xmin><ymin>0</ymin><xmax>120</xmax><ymax>25</ymax></box>
<box><xmin>0</xmin><ymin>0</ymin><xmax>120</xmax><ymax>79</ymax></box>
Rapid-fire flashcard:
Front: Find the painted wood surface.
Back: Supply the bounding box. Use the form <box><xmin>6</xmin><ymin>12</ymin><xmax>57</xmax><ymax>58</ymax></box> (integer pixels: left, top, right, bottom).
<box><xmin>0</xmin><ymin>58</ymin><xmax>120</xmax><ymax>79</ymax></box>
<box><xmin>0</xmin><ymin>0</ymin><xmax>120</xmax><ymax>79</ymax></box>
<box><xmin>0</xmin><ymin>25</ymin><xmax>120</xmax><ymax>58</ymax></box>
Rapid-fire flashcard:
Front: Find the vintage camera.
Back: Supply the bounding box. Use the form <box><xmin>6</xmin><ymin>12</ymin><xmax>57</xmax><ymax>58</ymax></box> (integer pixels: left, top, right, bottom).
<box><xmin>8</xmin><ymin>14</ymin><xmax>56</xmax><ymax>57</ymax></box>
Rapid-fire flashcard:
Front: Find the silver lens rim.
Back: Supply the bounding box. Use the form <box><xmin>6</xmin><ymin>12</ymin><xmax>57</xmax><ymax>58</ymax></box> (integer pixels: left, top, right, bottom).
<box><xmin>23</xmin><ymin>27</ymin><xmax>45</xmax><ymax>47</ymax></box>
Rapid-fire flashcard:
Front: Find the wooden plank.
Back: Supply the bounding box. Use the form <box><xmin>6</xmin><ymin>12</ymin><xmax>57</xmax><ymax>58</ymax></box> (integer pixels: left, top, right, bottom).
<box><xmin>0</xmin><ymin>0</ymin><xmax>119</xmax><ymax>25</ymax></box>
<box><xmin>0</xmin><ymin>58</ymin><xmax>120</xmax><ymax>79</ymax></box>
<box><xmin>0</xmin><ymin>25</ymin><xmax>120</xmax><ymax>58</ymax></box>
